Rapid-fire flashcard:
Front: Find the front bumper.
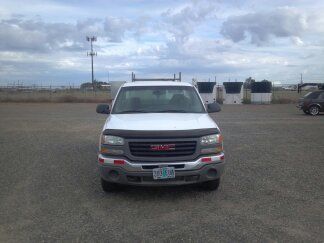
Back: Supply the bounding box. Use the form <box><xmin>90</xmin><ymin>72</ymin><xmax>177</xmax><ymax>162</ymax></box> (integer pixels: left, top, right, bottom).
<box><xmin>296</xmin><ymin>104</ymin><xmax>303</xmax><ymax>109</ymax></box>
<box><xmin>98</xmin><ymin>153</ymin><xmax>225</xmax><ymax>186</ymax></box>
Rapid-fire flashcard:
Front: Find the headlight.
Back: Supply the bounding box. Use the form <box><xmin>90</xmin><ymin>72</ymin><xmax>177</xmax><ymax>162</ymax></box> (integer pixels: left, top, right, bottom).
<box><xmin>200</xmin><ymin>134</ymin><xmax>223</xmax><ymax>145</ymax></box>
<box><xmin>101</xmin><ymin>135</ymin><xmax>124</xmax><ymax>145</ymax></box>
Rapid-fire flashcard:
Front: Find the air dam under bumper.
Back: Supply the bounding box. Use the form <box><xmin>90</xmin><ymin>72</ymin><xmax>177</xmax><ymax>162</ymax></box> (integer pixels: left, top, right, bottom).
<box><xmin>98</xmin><ymin>154</ymin><xmax>225</xmax><ymax>186</ymax></box>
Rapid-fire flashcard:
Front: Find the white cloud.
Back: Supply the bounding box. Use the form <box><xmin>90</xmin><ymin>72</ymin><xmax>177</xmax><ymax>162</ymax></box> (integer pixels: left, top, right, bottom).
<box><xmin>221</xmin><ymin>7</ymin><xmax>308</xmax><ymax>45</ymax></box>
<box><xmin>291</xmin><ymin>36</ymin><xmax>304</xmax><ymax>46</ymax></box>
<box><xmin>161</xmin><ymin>1</ymin><xmax>217</xmax><ymax>43</ymax></box>
<box><xmin>0</xmin><ymin>15</ymin><xmax>149</xmax><ymax>53</ymax></box>
<box><xmin>104</xmin><ymin>17</ymin><xmax>134</xmax><ymax>42</ymax></box>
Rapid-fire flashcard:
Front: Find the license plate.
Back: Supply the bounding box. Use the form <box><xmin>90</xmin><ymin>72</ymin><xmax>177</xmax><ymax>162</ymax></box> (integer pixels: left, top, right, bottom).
<box><xmin>153</xmin><ymin>167</ymin><xmax>175</xmax><ymax>180</ymax></box>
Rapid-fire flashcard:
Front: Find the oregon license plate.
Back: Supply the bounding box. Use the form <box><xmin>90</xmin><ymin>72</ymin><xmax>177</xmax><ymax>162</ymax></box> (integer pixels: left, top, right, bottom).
<box><xmin>153</xmin><ymin>167</ymin><xmax>175</xmax><ymax>180</ymax></box>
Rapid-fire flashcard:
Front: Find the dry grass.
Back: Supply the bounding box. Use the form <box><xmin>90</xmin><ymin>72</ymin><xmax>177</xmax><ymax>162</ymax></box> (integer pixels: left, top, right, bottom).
<box><xmin>0</xmin><ymin>90</ymin><xmax>111</xmax><ymax>103</ymax></box>
<box><xmin>0</xmin><ymin>95</ymin><xmax>110</xmax><ymax>103</ymax></box>
<box><xmin>0</xmin><ymin>89</ymin><xmax>309</xmax><ymax>104</ymax></box>
<box><xmin>271</xmin><ymin>97</ymin><xmax>297</xmax><ymax>104</ymax></box>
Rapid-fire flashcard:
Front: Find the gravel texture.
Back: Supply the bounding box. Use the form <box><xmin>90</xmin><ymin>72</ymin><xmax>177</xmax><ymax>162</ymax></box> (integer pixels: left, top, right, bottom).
<box><xmin>0</xmin><ymin>103</ymin><xmax>323</xmax><ymax>242</ymax></box>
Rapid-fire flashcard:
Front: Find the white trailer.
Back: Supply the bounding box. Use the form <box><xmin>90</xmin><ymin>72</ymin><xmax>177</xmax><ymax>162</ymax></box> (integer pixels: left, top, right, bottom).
<box><xmin>195</xmin><ymin>82</ymin><xmax>217</xmax><ymax>104</ymax></box>
<box><xmin>223</xmin><ymin>82</ymin><xmax>243</xmax><ymax>104</ymax></box>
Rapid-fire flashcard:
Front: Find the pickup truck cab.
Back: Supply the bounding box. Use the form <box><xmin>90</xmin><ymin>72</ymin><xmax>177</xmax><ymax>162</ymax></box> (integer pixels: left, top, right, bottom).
<box><xmin>96</xmin><ymin>81</ymin><xmax>225</xmax><ymax>192</ymax></box>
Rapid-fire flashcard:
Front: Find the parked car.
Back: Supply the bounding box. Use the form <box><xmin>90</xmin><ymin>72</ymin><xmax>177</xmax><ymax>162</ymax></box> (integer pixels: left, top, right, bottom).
<box><xmin>96</xmin><ymin>81</ymin><xmax>224</xmax><ymax>192</ymax></box>
<box><xmin>297</xmin><ymin>91</ymin><xmax>324</xmax><ymax>115</ymax></box>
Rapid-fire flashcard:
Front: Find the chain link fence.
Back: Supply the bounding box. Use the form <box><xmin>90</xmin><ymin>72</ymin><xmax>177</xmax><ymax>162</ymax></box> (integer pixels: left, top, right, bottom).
<box><xmin>0</xmin><ymin>85</ymin><xmax>112</xmax><ymax>102</ymax></box>
<box><xmin>246</xmin><ymin>84</ymin><xmax>311</xmax><ymax>104</ymax></box>
<box><xmin>0</xmin><ymin>82</ymin><xmax>318</xmax><ymax>103</ymax></box>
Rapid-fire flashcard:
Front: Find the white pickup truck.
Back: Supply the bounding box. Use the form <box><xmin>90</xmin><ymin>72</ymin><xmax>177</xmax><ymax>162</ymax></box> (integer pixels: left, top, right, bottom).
<box><xmin>96</xmin><ymin>81</ymin><xmax>225</xmax><ymax>192</ymax></box>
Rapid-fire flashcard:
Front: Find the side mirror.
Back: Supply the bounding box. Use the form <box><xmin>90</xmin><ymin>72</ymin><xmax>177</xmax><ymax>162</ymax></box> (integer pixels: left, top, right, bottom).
<box><xmin>96</xmin><ymin>104</ymin><xmax>110</xmax><ymax>114</ymax></box>
<box><xmin>207</xmin><ymin>102</ymin><xmax>221</xmax><ymax>113</ymax></box>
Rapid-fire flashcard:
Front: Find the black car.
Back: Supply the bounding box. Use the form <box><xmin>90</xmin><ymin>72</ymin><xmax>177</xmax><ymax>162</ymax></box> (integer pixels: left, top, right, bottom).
<box><xmin>297</xmin><ymin>91</ymin><xmax>324</xmax><ymax>115</ymax></box>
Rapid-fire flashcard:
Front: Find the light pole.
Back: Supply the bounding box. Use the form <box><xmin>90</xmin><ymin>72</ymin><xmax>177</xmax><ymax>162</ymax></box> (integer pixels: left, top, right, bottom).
<box><xmin>86</xmin><ymin>36</ymin><xmax>97</xmax><ymax>91</ymax></box>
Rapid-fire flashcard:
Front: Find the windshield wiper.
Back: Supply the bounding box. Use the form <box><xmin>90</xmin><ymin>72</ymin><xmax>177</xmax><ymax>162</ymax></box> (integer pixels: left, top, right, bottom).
<box><xmin>155</xmin><ymin>109</ymin><xmax>189</xmax><ymax>113</ymax></box>
<box><xmin>117</xmin><ymin>110</ymin><xmax>149</xmax><ymax>114</ymax></box>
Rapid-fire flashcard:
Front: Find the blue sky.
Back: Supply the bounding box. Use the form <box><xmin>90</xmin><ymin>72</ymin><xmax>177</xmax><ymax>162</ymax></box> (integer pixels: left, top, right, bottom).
<box><xmin>0</xmin><ymin>0</ymin><xmax>324</xmax><ymax>85</ymax></box>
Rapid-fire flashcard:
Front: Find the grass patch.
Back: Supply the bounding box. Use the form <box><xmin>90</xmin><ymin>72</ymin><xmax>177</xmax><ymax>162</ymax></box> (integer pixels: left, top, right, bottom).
<box><xmin>0</xmin><ymin>95</ymin><xmax>110</xmax><ymax>103</ymax></box>
<box><xmin>271</xmin><ymin>97</ymin><xmax>297</xmax><ymax>104</ymax></box>
<box><xmin>242</xmin><ymin>98</ymin><xmax>251</xmax><ymax>104</ymax></box>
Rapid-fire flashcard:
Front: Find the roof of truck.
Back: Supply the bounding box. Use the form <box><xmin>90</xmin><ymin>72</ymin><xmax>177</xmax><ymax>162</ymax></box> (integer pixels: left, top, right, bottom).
<box><xmin>122</xmin><ymin>81</ymin><xmax>193</xmax><ymax>87</ymax></box>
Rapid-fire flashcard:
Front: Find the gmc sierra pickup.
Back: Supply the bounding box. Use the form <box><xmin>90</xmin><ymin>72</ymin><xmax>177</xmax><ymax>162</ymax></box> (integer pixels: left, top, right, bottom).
<box><xmin>96</xmin><ymin>81</ymin><xmax>225</xmax><ymax>192</ymax></box>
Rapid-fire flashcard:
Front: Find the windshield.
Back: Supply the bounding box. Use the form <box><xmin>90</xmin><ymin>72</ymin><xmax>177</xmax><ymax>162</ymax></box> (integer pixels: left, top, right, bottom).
<box><xmin>303</xmin><ymin>92</ymin><xmax>319</xmax><ymax>99</ymax></box>
<box><xmin>112</xmin><ymin>86</ymin><xmax>206</xmax><ymax>114</ymax></box>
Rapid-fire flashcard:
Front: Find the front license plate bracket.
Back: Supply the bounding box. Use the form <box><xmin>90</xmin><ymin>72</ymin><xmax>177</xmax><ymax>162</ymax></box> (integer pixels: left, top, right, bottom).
<box><xmin>153</xmin><ymin>167</ymin><xmax>175</xmax><ymax>180</ymax></box>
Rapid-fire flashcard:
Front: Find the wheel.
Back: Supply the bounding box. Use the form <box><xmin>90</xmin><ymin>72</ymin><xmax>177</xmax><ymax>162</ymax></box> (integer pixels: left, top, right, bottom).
<box><xmin>303</xmin><ymin>109</ymin><xmax>309</xmax><ymax>115</ymax></box>
<box><xmin>101</xmin><ymin>178</ymin><xmax>120</xmax><ymax>192</ymax></box>
<box><xmin>200</xmin><ymin>178</ymin><xmax>220</xmax><ymax>191</ymax></box>
<box><xmin>309</xmin><ymin>105</ymin><xmax>320</xmax><ymax>116</ymax></box>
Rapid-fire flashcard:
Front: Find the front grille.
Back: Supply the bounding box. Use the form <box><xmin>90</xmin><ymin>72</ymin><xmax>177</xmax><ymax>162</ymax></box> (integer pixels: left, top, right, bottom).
<box><xmin>129</xmin><ymin>141</ymin><xmax>196</xmax><ymax>157</ymax></box>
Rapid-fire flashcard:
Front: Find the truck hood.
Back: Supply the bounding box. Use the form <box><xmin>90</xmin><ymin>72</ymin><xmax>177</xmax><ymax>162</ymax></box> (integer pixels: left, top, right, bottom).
<box><xmin>103</xmin><ymin>113</ymin><xmax>219</xmax><ymax>131</ymax></box>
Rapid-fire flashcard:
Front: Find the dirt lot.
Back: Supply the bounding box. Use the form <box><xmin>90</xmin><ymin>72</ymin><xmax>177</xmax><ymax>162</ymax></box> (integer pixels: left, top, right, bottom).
<box><xmin>0</xmin><ymin>103</ymin><xmax>323</xmax><ymax>242</ymax></box>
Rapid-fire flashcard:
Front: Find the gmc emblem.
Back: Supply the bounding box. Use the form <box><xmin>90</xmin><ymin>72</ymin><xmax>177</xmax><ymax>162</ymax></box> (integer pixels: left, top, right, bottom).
<box><xmin>150</xmin><ymin>144</ymin><xmax>176</xmax><ymax>151</ymax></box>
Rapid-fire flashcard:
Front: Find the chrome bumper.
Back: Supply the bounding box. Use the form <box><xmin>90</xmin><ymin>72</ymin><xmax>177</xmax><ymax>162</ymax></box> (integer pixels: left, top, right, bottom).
<box><xmin>98</xmin><ymin>153</ymin><xmax>225</xmax><ymax>172</ymax></box>
<box><xmin>97</xmin><ymin>153</ymin><xmax>225</xmax><ymax>186</ymax></box>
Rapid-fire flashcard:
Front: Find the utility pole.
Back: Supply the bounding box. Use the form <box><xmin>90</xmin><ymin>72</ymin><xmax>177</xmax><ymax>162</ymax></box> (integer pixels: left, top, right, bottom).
<box><xmin>298</xmin><ymin>73</ymin><xmax>304</xmax><ymax>93</ymax></box>
<box><xmin>86</xmin><ymin>36</ymin><xmax>97</xmax><ymax>91</ymax></box>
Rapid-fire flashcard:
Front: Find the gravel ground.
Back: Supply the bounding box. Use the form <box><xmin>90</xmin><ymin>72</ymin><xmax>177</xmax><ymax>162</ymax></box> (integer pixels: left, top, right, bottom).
<box><xmin>0</xmin><ymin>103</ymin><xmax>323</xmax><ymax>242</ymax></box>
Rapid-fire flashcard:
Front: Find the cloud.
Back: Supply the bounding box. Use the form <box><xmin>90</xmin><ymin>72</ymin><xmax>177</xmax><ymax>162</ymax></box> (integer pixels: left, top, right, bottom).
<box><xmin>291</xmin><ymin>36</ymin><xmax>304</xmax><ymax>46</ymax></box>
<box><xmin>0</xmin><ymin>15</ymin><xmax>148</xmax><ymax>53</ymax></box>
<box><xmin>0</xmin><ymin>17</ymin><xmax>89</xmax><ymax>53</ymax></box>
<box><xmin>221</xmin><ymin>7</ymin><xmax>308</xmax><ymax>45</ymax></box>
<box><xmin>157</xmin><ymin>1</ymin><xmax>220</xmax><ymax>63</ymax></box>
<box><xmin>104</xmin><ymin>17</ymin><xmax>134</xmax><ymax>42</ymax></box>
<box><xmin>161</xmin><ymin>1</ymin><xmax>217</xmax><ymax>43</ymax></box>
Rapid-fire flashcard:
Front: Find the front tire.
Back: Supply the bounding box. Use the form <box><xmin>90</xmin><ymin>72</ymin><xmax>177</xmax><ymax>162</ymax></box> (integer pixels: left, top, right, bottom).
<box><xmin>101</xmin><ymin>178</ymin><xmax>120</xmax><ymax>192</ymax></box>
<box><xmin>200</xmin><ymin>178</ymin><xmax>220</xmax><ymax>191</ymax></box>
<box><xmin>309</xmin><ymin>105</ymin><xmax>320</xmax><ymax>116</ymax></box>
